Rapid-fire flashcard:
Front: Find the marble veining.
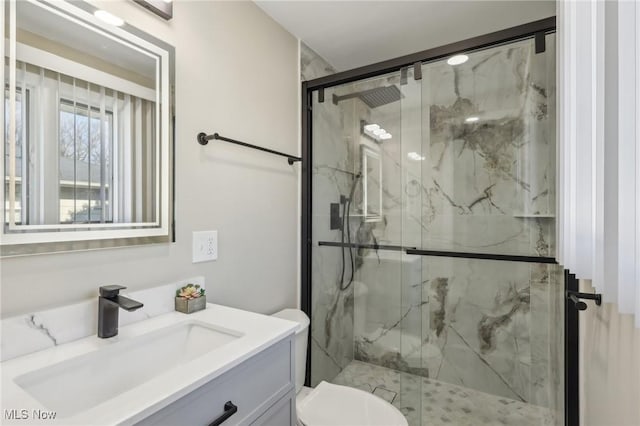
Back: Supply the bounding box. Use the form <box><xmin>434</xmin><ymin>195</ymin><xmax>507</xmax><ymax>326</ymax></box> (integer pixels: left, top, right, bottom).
<box><xmin>309</xmin><ymin>33</ymin><xmax>562</xmax><ymax>426</ymax></box>
<box><xmin>301</xmin><ymin>42</ymin><xmax>336</xmax><ymax>82</ymax></box>
<box><xmin>0</xmin><ymin>276</ymin><xmax>205</xmax><ymax>362</ymax></box>
<box><xmin>343</xmin><ymin>38</ymin><xmax>560</xmax><ymax>409</ymax></box>
<box><xmin>352</xmin><ymin>259</ymin><xmax>562</xmax><ymax>409</ymax></box>
<box><xmin>25</xmin><ymin>314</ymin><xmax>58</xmax><ymax>346</ymax></box>
<box><xmin>477</xmin><ymin>285</ymin><xmax>530</xmax><ymax>354</ymax></box>
<box><xmin>418</xmin><ymin>38</ymin><xmax>556</xmax><ymax>257</ymax></box>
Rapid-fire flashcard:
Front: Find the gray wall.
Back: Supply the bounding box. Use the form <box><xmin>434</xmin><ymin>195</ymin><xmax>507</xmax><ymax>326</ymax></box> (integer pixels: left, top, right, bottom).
<box><xmin>0</xmin><ymin>1</ymin><xmax>299</xmax><ymax>318</ymax></box>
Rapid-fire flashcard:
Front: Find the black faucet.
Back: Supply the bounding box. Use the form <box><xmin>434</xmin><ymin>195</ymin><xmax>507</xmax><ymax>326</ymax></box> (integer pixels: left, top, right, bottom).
<box><xmin>98</xmin><ymin>285</ymin><xmax>144</xmax><ymax>338</ymax></box>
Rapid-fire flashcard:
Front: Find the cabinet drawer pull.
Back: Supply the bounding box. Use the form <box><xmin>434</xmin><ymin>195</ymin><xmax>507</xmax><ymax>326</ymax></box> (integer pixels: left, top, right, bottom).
<box><xmin>208</xmin><ymin>401</ymin><xmax>238</xmax><ymax>426</ymax></box>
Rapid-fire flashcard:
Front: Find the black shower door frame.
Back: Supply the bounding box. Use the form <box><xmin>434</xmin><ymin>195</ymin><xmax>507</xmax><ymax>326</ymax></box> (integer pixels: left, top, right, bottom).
<box><xmin>300</xmin><ymin>16</ymin><xmax>578</xmax><ymax>426</ymax></box>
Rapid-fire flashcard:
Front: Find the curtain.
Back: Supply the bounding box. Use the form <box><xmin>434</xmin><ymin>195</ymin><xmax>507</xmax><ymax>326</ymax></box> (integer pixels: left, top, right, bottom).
<box><xmin>558</xmin><ymin>0</ymin><xmax>640</xmax><ymax>327</ymax></box>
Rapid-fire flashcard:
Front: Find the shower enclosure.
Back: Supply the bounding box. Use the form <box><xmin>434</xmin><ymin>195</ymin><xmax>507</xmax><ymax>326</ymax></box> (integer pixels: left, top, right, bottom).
<box><xmin>302</xmin><ymin>18</ymin><xmax>571</xmax><ymax>426</ymax></box>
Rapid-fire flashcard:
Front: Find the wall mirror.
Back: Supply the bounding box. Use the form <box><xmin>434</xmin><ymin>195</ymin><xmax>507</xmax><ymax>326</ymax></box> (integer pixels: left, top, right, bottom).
<box><xmin>361</xmin><ymin>145</ymin><xmax>382</xmax><ymax>222</ymax></box>
<box><xmin>1</xmin><ymin>0</ymin><xmax>174</xmax><ymax>256</ymax></box>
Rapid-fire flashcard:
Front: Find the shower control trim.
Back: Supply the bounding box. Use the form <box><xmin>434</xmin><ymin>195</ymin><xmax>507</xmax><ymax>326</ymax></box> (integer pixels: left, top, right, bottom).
<box><xmin>330</xmin><ymin>203</ymin><xmax>341</xmax><ymax>230</ymax></box>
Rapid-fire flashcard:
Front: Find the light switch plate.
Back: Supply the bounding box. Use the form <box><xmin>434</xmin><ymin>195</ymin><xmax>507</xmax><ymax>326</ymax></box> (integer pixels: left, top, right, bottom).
<box><xmin>192</xmin><ymin>231</ymin><xmax>218</xmax><ymax>263</ymax></box>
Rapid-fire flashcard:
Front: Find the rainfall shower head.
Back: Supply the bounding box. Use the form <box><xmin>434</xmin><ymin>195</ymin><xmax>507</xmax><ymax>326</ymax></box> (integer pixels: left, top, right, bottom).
<box><xmin>332</xmin><ymin>85</ymin><xmax>402</xmax><ymax>109</ymax></box>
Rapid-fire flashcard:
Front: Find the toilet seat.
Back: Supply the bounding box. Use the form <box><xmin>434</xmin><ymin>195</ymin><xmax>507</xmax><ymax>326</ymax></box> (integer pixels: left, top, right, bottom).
<box><xmin>297</xmin><ymin>381</ymin><xmax>408</xmax><ymax>426</ymax></box>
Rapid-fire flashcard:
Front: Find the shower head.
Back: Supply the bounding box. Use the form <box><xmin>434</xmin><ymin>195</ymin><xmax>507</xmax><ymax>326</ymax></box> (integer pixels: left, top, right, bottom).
<box><xmin>332</xmin><ymin>85</ymin><xmax>402</xmax><ymax>109</ymax></box>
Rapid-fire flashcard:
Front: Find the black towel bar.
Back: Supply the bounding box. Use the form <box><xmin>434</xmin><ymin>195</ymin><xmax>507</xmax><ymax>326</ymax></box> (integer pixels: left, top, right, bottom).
<box><xmin>197</xmin><ymin>132</ymin><xmax>301</xmax><ymax>165</ymax></box>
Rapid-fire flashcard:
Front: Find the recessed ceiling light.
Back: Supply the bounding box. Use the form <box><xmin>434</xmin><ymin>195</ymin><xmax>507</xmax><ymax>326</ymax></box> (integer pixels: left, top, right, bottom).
<box><xmin>465</xmin><ymin>116</ymin><xmax>479</xmax><ymax>123</ymax></box>
<box><xmin>94</xmin><ymin>10</ymin><xmax>125</xmax><ymax>27</ymax></box>
<box><xmin>447</xmin><ymin>54</ymin><xmax>469</xmax><ymax>66</ymax></box>
<box><xmin>379</xmin><ymin>133</ymin><xmax>392</xmax><ymax>140</ymax></box>
<box><xmin>364</xmin><ymin>124</ymin><xmax>380</xmax><ymax>132</ymax></box>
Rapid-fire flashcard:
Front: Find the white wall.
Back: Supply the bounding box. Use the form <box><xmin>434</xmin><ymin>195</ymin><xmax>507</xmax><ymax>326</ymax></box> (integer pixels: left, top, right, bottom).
<box><xmin>580</xmin><ymin>280</ymin><xmax>640</xmax><ymax>426</ymax></box>
<box><xmin>256</xmin><ymin>1</ymin><xmax>556</xmax><ymax>71</ymax></box>
<box><xmin>571</xmin><ymin>2</ymin><xmax>640</xmax><ymax>424</ymax></box>
<box><xmin>0</xmin><ymin>0</ymin><xmax>300</xmax><ymax>318</ymax></box>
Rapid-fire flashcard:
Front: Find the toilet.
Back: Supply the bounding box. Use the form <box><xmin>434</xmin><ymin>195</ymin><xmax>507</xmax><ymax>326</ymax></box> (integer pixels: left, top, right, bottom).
<box><xmin>272</xmin><ymin>309</ymin><xmax>408</xmax><ymax>426</ymax></box>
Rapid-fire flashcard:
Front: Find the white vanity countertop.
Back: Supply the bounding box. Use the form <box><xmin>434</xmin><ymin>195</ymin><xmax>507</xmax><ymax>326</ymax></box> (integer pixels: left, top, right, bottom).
<box><xmin>0</xmin><ymin>304</ymin><xmax>297</xmax><ymax>425</ymax></box>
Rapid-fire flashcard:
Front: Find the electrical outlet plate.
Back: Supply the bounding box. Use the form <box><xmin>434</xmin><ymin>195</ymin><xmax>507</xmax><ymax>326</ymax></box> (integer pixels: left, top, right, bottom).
<box><xmin>192</xmin><ymin>231</ymin><xmax>218</xmax><ymax>263</ymax></box>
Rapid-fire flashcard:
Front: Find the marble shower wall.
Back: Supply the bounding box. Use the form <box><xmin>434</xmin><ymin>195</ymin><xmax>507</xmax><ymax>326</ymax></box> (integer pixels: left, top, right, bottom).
<box><xmin>416</xmin><ymin>260</ymin><xmax>562</xmax><ymax>407</ymax></box>
<box><xmin>308</xmin><ymin>34</ymin><xmax>561</xmax><ymax>422</ymax></box>
<box><xmin>309</xmin><ymin>84</ymin><xmax>391</xmax><ymax>385</ymax></box>
<box><xmin>301</xmin><ymin>42</ymin><xmax>336</xmax><ymax>82</ymax></box>
<box><xmin>310</xmin><ymin>66</ymin><xmax>422</xmax><ymax>385</ymax></box>
<box><xmin>304</xmin><ymin>42</ymin><xmax>357</xmax><ymax>386</ymax></box>
<box><xmin>354</xmin><ymin>258</ymin><xmax>561</xmax><ymax>412</ymax></box>
<box><xmin>418</xmin><ymin>35</ymin><xmax>558</xmax><ymax>408</ymax></box>
<box><xmin>308</xmin><ymin>59</ymin><xmax>417</xmax><ymax>385</ymax></box>
<box><xmin>351</xmin><ymin>35</ymin><xmax>561</xmax><ymax>418</ymax></box>
<box><xmin>419</xmin><ymin>36</ymin><xmax>556</xmax><ymax>257</ymax></box>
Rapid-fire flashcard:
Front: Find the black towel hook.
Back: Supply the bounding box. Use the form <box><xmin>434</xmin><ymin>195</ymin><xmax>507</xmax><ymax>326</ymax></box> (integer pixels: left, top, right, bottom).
<box><xmin>567</xmin><ymin>290</ymin><xmax>602</xmax><ymax>311</ymax></box>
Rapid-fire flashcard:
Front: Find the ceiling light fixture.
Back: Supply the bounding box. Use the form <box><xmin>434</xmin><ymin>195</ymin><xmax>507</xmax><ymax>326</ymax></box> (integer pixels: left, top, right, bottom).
<box><xmin>465</xmin><ymin>116</ymin><xmax>479</xmax><ymax>123</ymax></box>
<box><xmin>447</xmin><ymin>54</ymin><xmax>469</xmax><ymax>66</ymax></box>
<box><xmin>407</xmin><ymin>152</ymin><xmax>425</xmax><ymax>161</ymax></box>
<box><xmin>94</xmin><ymin>10</ymin><xmax>125</xmax><ymax>27</ymax></box>
<box><xmin>362</xmin><ymin>121</ymin><xmax>392</xmax><ymax>142</ymax></box>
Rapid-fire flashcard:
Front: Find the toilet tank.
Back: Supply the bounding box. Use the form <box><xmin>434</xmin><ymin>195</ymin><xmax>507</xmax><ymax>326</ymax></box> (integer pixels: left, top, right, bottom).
<box><xmin>271</xmin><ymin>309</ymin><xmax>310</xmax><ymax>393</ymax></box>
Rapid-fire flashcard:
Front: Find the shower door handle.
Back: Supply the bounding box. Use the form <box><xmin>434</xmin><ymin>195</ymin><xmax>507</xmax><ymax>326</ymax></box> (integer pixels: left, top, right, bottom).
<box><xmin>317</xmin><ymin>241</ymin><xmax>415</xmax><ymax>252</ymax></box>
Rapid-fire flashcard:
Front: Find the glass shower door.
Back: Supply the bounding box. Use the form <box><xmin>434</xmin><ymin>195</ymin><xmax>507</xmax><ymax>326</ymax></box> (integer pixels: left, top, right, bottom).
<box><xmin>309</xmin><ymin>69</ymin><xmax>427</xmax><ymax>422</ymax></box>
<box><xmin>396</xmin><ymin>64</ymin><xmax>425</xmax><ymax>423</ymax></box>
<box><xmin>309</xmin><ymin>71</ymin><xmax>407</xmax><ymax>391</ymax></box>
<box><xmin>307</xmin><ymin>28</ymin><xmax>564</xmax><ymax>426</ymax></box>
<box><xmin>418</xmin><ymin>35</ymin><xmax>556</xmax><ymax>258</ymax></box>
<box><xmin>412</xmin><ymin>32</ymin><xmax>564</xmax><ymax>425</ymax></box>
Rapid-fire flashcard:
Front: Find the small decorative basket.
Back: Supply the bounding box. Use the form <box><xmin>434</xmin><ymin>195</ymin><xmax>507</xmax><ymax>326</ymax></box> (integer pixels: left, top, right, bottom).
<box><xmin>175</xmin><ymin>284</ymin><xmax>206</xmax><ymax>314</ymax></box>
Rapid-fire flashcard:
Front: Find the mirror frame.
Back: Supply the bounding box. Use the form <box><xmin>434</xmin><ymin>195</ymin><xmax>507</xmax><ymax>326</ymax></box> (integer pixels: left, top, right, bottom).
<box><xmin>1</xmin><ymin>0</ymin><xmax>175</xmax><ymax>256</ymax></box>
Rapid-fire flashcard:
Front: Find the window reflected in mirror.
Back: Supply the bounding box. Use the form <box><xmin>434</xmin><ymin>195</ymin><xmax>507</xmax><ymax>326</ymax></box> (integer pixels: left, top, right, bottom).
<box><xmin>2</xmin><ymin>0</ymin><xmax>174</xmax><ymax>254</ymax></box>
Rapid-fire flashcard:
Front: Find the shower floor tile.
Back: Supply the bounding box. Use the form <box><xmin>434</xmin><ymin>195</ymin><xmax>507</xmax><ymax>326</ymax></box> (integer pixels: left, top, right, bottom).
<box><xmin>331</xmin><ymin>360</ymin><xmax>554</xmax><ymax>426</ymax></box>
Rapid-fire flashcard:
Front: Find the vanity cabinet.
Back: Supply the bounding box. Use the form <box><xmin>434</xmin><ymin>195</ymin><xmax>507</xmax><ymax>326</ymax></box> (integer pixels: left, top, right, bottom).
<box><xmin>136</xmin><ymin>335</ymin><xmax>295</xmax><ymax>426</ymax></box>
<box><xmin>250</xmin><ymin>390</ymin><xmax>296</xmax><ymax>425</ymax></box>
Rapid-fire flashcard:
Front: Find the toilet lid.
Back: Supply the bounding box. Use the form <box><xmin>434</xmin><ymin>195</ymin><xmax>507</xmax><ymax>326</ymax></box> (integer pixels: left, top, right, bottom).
<box><xmin>297</xmin><ymin>381</ymin><xmax>408</xmax><ymax>426</ymax></box>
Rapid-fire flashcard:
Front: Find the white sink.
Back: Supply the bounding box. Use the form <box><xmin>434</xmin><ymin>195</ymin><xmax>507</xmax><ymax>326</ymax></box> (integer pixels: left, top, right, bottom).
<box><xmin>2</xmin><ymin>304</ymin><xmax>298</xmax><ymax>425</ymax></box>
<box><xmin>13</xmin><ymin>320</ymin><xmax>242</xmax><ymax>418</ymax></box>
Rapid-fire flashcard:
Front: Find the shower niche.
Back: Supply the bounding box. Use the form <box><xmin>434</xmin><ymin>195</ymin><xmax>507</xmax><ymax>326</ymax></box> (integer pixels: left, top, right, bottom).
<box><xmin>306</xmin><ymin>20</ymin><xmax>564</xmax><ymax>426</ymax></box>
